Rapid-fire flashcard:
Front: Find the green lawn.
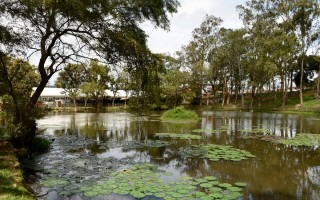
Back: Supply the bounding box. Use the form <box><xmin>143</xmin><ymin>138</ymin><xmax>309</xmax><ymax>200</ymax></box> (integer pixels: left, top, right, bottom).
<box><xmin>0</xmin><ymin>140</ymin><xmax>34</xmax><ymax>200</ymax></box>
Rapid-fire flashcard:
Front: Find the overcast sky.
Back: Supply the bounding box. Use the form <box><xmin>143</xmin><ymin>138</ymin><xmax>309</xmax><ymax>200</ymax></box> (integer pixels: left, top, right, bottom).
<box><xmin>142</xmin><ymin>0</ymin><xmax>247</xmax><ymax>55</ymax></box>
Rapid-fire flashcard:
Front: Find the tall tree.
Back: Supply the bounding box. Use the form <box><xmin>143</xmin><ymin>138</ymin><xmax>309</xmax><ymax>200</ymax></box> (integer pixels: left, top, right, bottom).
<box><xmin>0</xmin><ymin>0</ymin><xmax>180</xmax><ymax>147</ymax></box>
<box><xmin>0</xmin><ymin>55</ymin><xmax>39</xmax><ymax>146</ymax></box>
<box><xmin>238</xmin><ymin>1</ymin><xmax>289</xmax><ymax>108</ymax></box>
<box><xmin>55</xmin><ymin>63</ymin><xmax>87</xmax><ymax>108</ymax></box>
<box><xmin>184</xmin><ymin>15</ymin><xmax>222</xmax><ymax>105</ymax></box>
<box><xmin>272</xmin><ymin>0</ymin><xmax>319</xmax><ymax>105</ymax></box>
<box><xmin>208</xmin><ymin>28</ymin><xmax>248</xmax><ymax>107</ymax></box>
<box><xmin>84</xmin><ymin>60</ymin><xmax>110</xmax><ymax>110</ymax></box>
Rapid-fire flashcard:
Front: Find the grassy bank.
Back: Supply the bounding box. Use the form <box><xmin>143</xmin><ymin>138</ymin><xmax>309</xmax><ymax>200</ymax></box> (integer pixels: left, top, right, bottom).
<box><xmin>0</xmin><ymin>140</ymin><xmax>34</xmax><ymax>200</ymax></box>
<box><xmin>213</xmin><ymin>90</ymin><xmax>320</xmax><ymax>114</ymax></box>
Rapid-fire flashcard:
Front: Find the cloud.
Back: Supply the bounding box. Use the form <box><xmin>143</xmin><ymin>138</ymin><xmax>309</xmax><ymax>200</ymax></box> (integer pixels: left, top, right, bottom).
<box><xmin>143</xmin><ymin>0</ymin><xmax>246</xmax><ymax>54</ymax></box>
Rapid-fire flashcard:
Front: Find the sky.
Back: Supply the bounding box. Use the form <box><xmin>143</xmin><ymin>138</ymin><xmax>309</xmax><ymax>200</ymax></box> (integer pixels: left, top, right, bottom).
<box><xmin>47</xmin><ymin>0</ymin><xmax>247</xmax><ymax>85</ymax></box>
<box><xmin>142</xmin><ymin>0</ymin><xmax>247</xmax><ymax>55</ymax></box>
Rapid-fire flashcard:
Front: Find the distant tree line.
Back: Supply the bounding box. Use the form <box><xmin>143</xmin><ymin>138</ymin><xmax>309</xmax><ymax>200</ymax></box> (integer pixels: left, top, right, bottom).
<box><xmin>1</xmin><ymin>0</ymin><xmax>320</xmax><ymax>149</ymax></box>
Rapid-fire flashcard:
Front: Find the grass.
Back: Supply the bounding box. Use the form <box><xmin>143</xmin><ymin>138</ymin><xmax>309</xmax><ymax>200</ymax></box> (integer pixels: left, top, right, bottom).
<box><xmin>228</xmin><ymin>90</ymin><xmax>320</xmax><ymax>113</ymax></box>
<box><xmin>0</xmin><ymin>139</ymin><xmax>34</xmax><ymax>200</ymax></box>
<box><xmin>160</xmin><ymin>106</ymin><xmax>199</xmax><ymax>122</ymax></box>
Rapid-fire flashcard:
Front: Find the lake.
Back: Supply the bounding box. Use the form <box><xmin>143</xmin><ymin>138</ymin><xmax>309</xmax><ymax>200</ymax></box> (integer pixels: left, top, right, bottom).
<box><xmin>34</xmin><ymin>110</ymin><xmax>320</xmax><ymax>200</ymax></box>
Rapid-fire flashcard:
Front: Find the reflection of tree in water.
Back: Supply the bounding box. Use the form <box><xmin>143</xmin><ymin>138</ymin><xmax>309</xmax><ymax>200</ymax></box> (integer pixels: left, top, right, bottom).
<box><xmin>39</xmin><ymin>111</ymin><xmax>320</xmax><ymax>199</ymax></box>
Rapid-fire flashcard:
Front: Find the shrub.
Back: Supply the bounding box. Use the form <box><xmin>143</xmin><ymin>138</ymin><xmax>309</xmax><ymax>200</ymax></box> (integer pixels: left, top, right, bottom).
<box><xmin>29</xmin><ymin>137</ymin><xmax>51</xmax><ymax>154</ymax></box>
<box><xmin>160</xmin><ymin>106</ymin><xmax>199</xmax><ymax>122</ymax></box>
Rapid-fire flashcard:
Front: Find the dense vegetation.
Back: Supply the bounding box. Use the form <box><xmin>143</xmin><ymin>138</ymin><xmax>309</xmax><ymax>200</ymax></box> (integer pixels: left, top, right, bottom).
<box><xmin>0</xmin><ymin>0</ymin><xmax>180</xmax><ymax>148</ymax></box>
<box><xmin>0</xmin><ymin>0</ymin><xmax>320</xmax><ymax>168</ymax></box>
<box><xmin>160</xmin><ymin>107</ymin><xmax>199</xmax><ymax>122</ymax></box>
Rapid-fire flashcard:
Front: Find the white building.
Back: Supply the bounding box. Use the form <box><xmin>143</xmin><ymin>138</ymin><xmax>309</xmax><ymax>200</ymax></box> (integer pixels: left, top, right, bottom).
<box><xmin>32</xmin><ymin>87</ymin><xmax>131</xmax><ymax>107</ymax></box>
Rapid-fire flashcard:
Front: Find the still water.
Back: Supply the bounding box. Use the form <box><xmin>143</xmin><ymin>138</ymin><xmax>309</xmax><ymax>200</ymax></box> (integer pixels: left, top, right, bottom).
<box><xmin>36</xmin><ymin>110</ymin><xmax>320</xmax><ymax>199</ymax></box>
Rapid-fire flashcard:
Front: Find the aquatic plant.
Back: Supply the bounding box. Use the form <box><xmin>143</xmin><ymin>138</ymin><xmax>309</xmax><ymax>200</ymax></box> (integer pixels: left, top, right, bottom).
<box><xmin>192</xmin><ymin>129</ymin><xmax>224</xmax><ymax>134</ymax></box>
<box><xmin>155</xmin><ymin>132</ymin><xmax>202</xmax><ymax>140</ymax></box>
<box><xmin>77</xmin><ymin>163</ymin><xmax>246</xmax><ymax>199</ymax></box>
<box><xmin>40</xmin><ymin>158</ymin><xmax>248</xmax><ymax>200</ymax></box>
<box><xmin>160</xmin><ymin>106</ymin><xmax>199</xmax><ymax>122</ymax></box>
<box><xmin>279</xmin><ymin>133</ymin><xmax>320</xmax><ymax>147</ymax></box>
<box><xmin>180</xmin><ymin>144</ymin><xmax>255</xmax><ymax>161</ymax></box>
<box><xmin>238</xmin><ymin>128</ymin><xmax>270</xmax><ymax>134</ymax></box>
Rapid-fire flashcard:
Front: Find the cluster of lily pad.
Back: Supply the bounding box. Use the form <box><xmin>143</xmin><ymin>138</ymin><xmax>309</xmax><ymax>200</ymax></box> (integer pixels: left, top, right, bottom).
<box><xmin>180</xmin><ymin>144</ymin><xmax>255</xmax><ymax>162</ymax></box>
<box><xmin>238</xmin><ymin>128</ymin><xmax>270</xmax><ymax>134</ymax></box>
<box><xmin>155</xmin><ymin>133</ymin><xmax>202</xmax><ymax>140</ymax></box>
<box><xmin>40</xmin><ymin>158</ymin><xmax>247</xmax><ymax>199</ymax></box>
<box><xmin>192</xmin><ymin>129</ymin><xmax>225</xmax><ymax>134</ymax></box>
<box><xmin>77</xmin><ymin>163</ymin><xmax>246</xmax><ymax>199</ymax></box>
<box><xmin>38</xmin><ymin>134</ymin><xmax>252</xmax><ymax>199</ymax></box>
<box><xmin>121</xmin><ymin>140</ymin><xmax>171</xmax><ymax>150</ymax></box>
<box><xmin>238</xmin><ymin>134</ymin><xmax>281</xmax><ymax>142</ymax></box>
<box><xmin>279</xmin><ymin>133</ymin><xmax>320</xmax><ymax>147</ymax></box>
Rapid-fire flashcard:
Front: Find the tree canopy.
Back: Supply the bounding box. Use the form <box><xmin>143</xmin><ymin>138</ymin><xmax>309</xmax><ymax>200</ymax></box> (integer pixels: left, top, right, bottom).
<box><xmin>0</xmin><ymin>0</ymin><xmax>180</xmax><ymax>147</ymax></box>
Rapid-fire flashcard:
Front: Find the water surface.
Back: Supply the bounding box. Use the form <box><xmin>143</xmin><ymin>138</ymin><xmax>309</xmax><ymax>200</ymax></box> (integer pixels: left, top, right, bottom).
<box><xmin>36</xmin><ymin>110</ymin><xmax>320</xmax><ymax>199</ymax></box>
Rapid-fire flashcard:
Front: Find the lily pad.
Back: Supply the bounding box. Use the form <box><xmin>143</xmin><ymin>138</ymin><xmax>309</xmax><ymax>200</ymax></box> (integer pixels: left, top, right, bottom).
<box><xmin>279</xmin><ymin>134</ymin><xmax>320</xmax><ymax>147</ymax></box>
<box><xmin>130</xmin><ymin>191</ymin><xmax>145</xmax><ymax>198</ymax></box>
<box><xmin>204</xmin><ymin>176</ymin><xmax>217</xmax><ymax>181</ymax></box>
<box><xmin>200</xmin><ymin>183</ymin><xmax>213</xmax><ymax>188</ymax></box>
<box><xmin>155</xmin><ymin>133</ymin><xmax>201</xmax><ymax>140</ymax></box>
<box><xmin>192</xmin><ymin>129</ymin><xmax>223</xmax><ymax>134</ymax></box>
<box><xmin>41</xmin><ymin>178</ymin><xmax>69</xmax><ymax>187</ymax></box>
<box><xmin>179</xmin><ymin>144</ymin><xmax>255</xmax><ymax>162</ymax></box>
<box><xmin>227</xmin><ymin>186</ymin><xmax>243</xmax><ymax>192</ymax></box>
<box><xmin>195</xmin><ymin>178</ymin><xmax>208</xmax><ymax>183</ymax></box>
<box><xmin>234</xmin><ymin>182</ymin><xmax>247</xmax><ymax>187</ymax></box>
<box><xmin>83</xmin><ymin>190</ymin><xmax>98</xmax><ymax>197</ymax></box>
<box><xmin>218</xmin><ymin>183</ymin><xmax>232</xmax><ymax>188</ymax></box>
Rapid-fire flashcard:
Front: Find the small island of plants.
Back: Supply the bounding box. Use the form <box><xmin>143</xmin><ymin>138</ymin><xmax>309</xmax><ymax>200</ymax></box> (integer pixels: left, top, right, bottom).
<box><xmin>160</xmin><ymin>107</ymin><xmax>199</xmax><ymax>122</ymax></box>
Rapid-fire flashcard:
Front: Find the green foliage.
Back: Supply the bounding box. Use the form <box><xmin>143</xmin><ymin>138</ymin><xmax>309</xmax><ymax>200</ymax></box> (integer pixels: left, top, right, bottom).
<box><xmin>0</xmin><ymin>55</ymin><xmax>39</xmax><ymax>115</ymax></box>
<box><xmin>55</xmin><ymin>63</ymin><xmax>87</xmax><ymax>106</ymax></box>
<box><xmin>29</xmin><ymin>137</ymin><xmax>51</xmax><ymax>154</ymax></box>
<box><xmin>0</xmin><ymin>0</ymin><xmax>180</xmax><ymax>147</ymax></box>
<box><xmin>160</xmin><ymin>106</ymin><xmax>199</xmax><ymax>121</ymax></box>
<box><xmin>0</xmin><ymin>140</ymin><xmax>33</xmax><ymax>200</ymax></box>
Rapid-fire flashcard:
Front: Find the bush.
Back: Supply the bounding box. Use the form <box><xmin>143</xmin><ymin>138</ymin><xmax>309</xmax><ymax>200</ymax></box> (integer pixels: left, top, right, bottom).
<box><xmin>160</xmin><ymin>106</ymin><xmax>199</xmax><ymax>122</ymax></box>
<box><xmin>29</xmin><ymin>137</ymin><xmax>51</xmax><ymax>154</ymax></box>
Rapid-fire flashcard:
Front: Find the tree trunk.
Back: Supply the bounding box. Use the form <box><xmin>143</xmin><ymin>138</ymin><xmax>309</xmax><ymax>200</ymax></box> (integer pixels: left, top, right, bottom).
<box><xmin>300</xmin><ymin>56</ymin><xmax>304</xmax><ymax>105</ymax></box>
<box><xmin>289</xmin><ymin>70</ymin><xmax>293</xmax><ymax>92</ymax></box>
<box><xmin>250</xmin><ymin>86</ymin><xmax>256</xmax><ymax>110</ymax></box>
<box><xmin>27</xmin><ymin>77</ymin><xmax>50</xmax><ymax>112</ymax></box>
<box><xmin>240</xmin><ymin>82</ymin><xmax>245</xmax><ymax>109</ymax></box>
<box><xmin>317</xmin><ymin>69</ymin><xmax>320</xmax><ymax>98</ymax></box>
<box><xmin>209</xmin><ymin>80</ymin><xmax>216</xmax><ymax>106</ymax></box>
<box><xmin>73</xmin><ymin>98</ymin><xmax>77</xmax><ymax>107</ymax></box>
<box><xmin>112</xmin><ymin>96</ymin><xmax>116</xmax><ymax>107</ymax></box>
<box><xmin>282</xmin><ymin>73</ymin><xmax>288</xmax><ymax>107</ymax></box>
<box><xmin>11</xmin><ymin>76</ymin><xmax>50</xmax><ymax>148</ymax></box>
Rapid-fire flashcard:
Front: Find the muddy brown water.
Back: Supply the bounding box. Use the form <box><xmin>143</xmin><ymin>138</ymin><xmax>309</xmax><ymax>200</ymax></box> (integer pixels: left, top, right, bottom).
<box><xmin>35</xmin><ymin>110</ymin><xmax>320</xmax><ymax>199</ymax></box>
